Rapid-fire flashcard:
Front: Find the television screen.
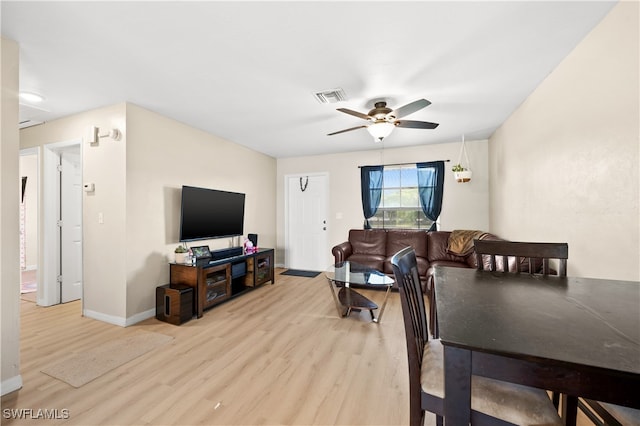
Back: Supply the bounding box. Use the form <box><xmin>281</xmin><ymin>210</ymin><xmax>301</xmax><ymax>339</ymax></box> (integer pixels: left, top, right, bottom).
<box><xmin>179</xmin><ymin>186</ymin><xmax>245</xmax><ymax>242</ymax></box>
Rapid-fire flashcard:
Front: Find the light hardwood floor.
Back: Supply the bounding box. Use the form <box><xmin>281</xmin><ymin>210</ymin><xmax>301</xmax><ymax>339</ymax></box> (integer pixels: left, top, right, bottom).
<box><xmin>3</xmin><ymin>270</ymin><xmax>412</xmax><ymax>425</ymax></box>
<box><xmin>3</xmin><ymin>269</ymin><xmax>595</xmax><ymax>426</ymax></box>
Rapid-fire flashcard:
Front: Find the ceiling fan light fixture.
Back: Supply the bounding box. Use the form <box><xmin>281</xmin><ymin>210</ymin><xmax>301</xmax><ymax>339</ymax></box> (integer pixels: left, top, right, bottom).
<box><xmin>367</xmin><ymin>121</ymin><xmax>395</xmax><ymax>142</ymax></box>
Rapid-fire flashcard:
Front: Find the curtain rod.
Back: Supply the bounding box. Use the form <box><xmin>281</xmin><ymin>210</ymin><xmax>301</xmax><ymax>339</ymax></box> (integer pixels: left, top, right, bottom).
<box><xmin>358</xmin><ymin>159</ymin><xmax>450</xmax><ymax>169</ymax></box>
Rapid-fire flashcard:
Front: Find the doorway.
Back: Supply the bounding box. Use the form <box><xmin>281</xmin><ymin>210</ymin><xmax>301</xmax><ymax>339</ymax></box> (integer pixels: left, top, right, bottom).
<box><xmin>19</xmin><ymin>148</ymin><xmax>39</xmax><ymax>302</ymax></box>
<box><xmin>284</xmin><ymin>173</ymin><xmax>329</xmax><ymax>271</ymax></box>
<box><xmin>42</xmin><ymin>139</ymin><xmax>83</xmax><ymax>306</ymax></box>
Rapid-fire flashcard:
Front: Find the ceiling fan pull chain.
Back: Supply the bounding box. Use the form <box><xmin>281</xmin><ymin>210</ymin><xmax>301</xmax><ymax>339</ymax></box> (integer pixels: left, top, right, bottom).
<box><xmin>300</xmin><ymin>176</ymin><xmax>309</xmax><ymax>192</ymax></box>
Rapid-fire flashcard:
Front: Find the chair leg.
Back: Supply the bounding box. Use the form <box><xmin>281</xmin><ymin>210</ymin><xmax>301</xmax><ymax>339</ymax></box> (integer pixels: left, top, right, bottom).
<box><xmin>552</xmin><ymin>391</ymin><xmax>560</xmax><ymax>409</ymax></box>
<box><xmin>561</xmin><ymin>394</ymin><xmax>578</xmax><ymax>426</ymax></box>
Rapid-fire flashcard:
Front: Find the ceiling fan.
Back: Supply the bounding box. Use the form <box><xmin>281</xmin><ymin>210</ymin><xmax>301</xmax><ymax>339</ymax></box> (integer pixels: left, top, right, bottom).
<box><xmin>327</xmin><ymin>98</ymin><xmax>439</xmax><ymax>142</ymax></box>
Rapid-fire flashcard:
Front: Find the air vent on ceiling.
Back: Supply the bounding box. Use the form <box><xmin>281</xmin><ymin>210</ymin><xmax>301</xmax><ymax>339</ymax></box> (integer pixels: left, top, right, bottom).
<box><xmin>313</xmin><ymin>88</ymin><xmax>347</xmax><ymax>104</ymax></box>
<box><xmin>19</xmin><ymin>119</ymin><xmax>44</xmax><ymax>129</ymax></box>
<box><xmin>19</xmin><ymin>103</ymin><xmax>48</xmax><ymax>128</ymax></box>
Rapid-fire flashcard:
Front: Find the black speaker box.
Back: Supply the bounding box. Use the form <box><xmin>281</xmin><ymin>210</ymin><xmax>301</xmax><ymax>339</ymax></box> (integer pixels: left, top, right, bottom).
<box><xmin>156</xmin><ymin>284</ymin><xmax>193</xmax><ymax>325</ymax></box>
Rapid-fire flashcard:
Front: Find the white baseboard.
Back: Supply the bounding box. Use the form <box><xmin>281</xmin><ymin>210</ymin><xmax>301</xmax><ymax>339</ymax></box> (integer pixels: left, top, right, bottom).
<box><xmin>83</xmin><ymin>308</ymin><xmax>156</xmax><ymax>327</ymax></box>
<box><xmin>1</xmin><ymin>375</ymin><xmax>23</xmax><ymax>396</ymax></box>
<box><xmin>83</xmin><ymin>309</ymin><xmax>126</xmax><ymax>327</ymax></box>
<box><xmin>125</xmin><ymin>308</ymin><xmax>155</xmax><ymax>327</ymax></box>
<box><xmin>275</xmin><ymin>263</ymin><xmax>285</xmax><ymax>268</ymax></box>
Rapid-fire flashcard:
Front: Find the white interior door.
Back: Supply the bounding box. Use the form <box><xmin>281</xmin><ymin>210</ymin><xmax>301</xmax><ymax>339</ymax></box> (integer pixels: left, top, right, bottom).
<box><xmin>60</xmin><ymin>148</ymin><xmax>82</xmax><ymax>303</ymax></box>
<box><xmin>286</xmin><ymin>173</ymin><xmax>328</xmax><ymax>271</ymax></box>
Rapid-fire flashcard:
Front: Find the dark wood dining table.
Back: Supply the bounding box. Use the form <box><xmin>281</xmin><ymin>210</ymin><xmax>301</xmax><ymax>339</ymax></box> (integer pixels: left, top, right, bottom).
<box><xmin>433</xmin><ymin>266</ymin><xmax>640</xmax><ymax>425</ymax></box>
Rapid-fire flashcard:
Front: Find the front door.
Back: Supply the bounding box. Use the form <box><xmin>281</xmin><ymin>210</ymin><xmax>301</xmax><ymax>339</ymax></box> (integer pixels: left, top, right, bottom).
<box><xmin>286</xmin><ymin>173</ymin><xmax>329</xmax><ymax>271</ymax></box>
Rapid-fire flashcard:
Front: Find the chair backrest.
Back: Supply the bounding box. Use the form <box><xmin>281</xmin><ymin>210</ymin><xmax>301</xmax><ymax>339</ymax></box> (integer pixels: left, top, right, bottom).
<box><xmin>474</xmin><ymin>240</ymin><xmax>568</xmax><ymax>277</ymax></box>
<box><xmin>391</xmin><ymin>247</ymin><xmax>429</xmax><ymax>423</ymax></box>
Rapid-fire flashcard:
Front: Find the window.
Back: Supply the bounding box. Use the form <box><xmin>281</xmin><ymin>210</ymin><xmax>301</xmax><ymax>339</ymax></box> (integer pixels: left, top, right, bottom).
<box><xmin>369</xmin><ymin>165</ymin><xmax>435</xmax><ymax>230</ymax></box>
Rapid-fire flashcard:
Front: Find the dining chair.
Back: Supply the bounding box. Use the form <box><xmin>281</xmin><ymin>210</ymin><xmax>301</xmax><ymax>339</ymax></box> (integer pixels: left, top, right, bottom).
<box><xmin>390</xmin><ymin>246</ymin><xmax>562</xmax><ymax>426</ymax></box>
<box><xmin>472</xmin><ymin>240</ymin><xmax>639</xmax><ymax>425</ymax></box>
<box><xmin>473</xmin><ymin>239</ymin><xmax>568</xmax><ymax>276</ymax></box>
<box><xmin>474</xmin><ymin>239</ymin><xmax>569</xmax><ymax>411</ymax></box>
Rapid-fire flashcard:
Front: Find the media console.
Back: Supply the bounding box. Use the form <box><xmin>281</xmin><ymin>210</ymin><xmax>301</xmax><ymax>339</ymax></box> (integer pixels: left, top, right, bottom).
<box><xmin>169</xmin><ymin>248</ymin><xmax>275</xmax><ymax>318</ymax></box>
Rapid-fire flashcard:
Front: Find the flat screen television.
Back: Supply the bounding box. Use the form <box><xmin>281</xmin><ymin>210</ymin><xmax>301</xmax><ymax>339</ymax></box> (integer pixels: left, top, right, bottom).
<box><xmin>179</xmin><ymin>185</ymin><xmax>245</xmax><ymax>242</ymax></box>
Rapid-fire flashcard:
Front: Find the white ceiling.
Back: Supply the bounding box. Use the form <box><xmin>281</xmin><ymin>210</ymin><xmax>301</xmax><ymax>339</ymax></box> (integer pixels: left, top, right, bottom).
<box><xmin>2</xmin><ymin>1</ymin><xmax>616</xmax><ymax>158</ymax></box>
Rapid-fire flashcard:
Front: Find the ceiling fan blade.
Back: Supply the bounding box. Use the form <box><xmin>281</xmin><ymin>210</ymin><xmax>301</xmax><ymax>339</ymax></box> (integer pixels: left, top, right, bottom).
<box><xmin>327</xmin><ymin>125</ymin><xmax>367</xmax><ymax>136</ymax></box>
<box><xmin>337</xmin><ymin>108</ymin><xmax>371</xmax><ymax>121</ymax></box>
<box><xmin>389</xmin><ymin>99</ymin><xmax>431</xmax><ymax>119</ymax></box>
<box><xmin>396</xmin><ymin>120</ymin><xmax>439</xmax><ymax>129</ymax></box>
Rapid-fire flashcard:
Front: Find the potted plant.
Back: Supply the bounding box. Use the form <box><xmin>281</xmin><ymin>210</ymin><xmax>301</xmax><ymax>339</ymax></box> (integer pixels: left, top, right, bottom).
<box><xmin>452</xmin><ymin>163</ymin><xmax>472</xmax><ymax>183</ymax></box>
<box><xmin>174</xmin><ymin>245</ymin><xmax>188</xmax><ymax>263</ymax></box>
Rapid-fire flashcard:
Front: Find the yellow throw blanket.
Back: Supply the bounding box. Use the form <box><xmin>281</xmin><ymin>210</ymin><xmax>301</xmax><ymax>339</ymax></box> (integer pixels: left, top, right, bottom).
<box><xmin>447</xmin><ymin>230</ymin><xmax>488</xmax><ymax>256</ymax></box>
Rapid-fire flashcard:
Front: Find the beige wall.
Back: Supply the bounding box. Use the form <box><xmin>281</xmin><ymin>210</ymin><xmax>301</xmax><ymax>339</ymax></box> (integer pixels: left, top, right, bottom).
<box><xmin>1</xmin><ymin>37</ymin><xmax>22</xmax><ymax>395</ymax></box>
<box><xmin>124</xmin><ymin>104</ymin><xmax>277</xmax><ymax>318</ymax></box>
<box><xmin>489</xmin><ymin>1</ymin><xmax>639</xmax><ymax>281</ymax></box>
<box><xmin>19</xmin><ymin>102</ymin><xmax>277</xmax><ymax>325</ymax></box>
<box><xmin>276</xmin><ymin>139</ymin><xmax>489</xmax><ymax>266</ymax></box>
<box><xmin>20</xmin><ymin>103</ymin><xmax>128</xmax><ymax>320</ymax></box>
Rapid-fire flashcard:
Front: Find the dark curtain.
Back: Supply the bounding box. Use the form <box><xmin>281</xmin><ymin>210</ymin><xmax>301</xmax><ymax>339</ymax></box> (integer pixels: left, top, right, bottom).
<box><xmin>416</xmin><ymin>161</ymin><xmax>444</xmax><ymax>231</ymax></box>
<box><xmin>360</xmin><ymin>166</ymin><xmax>384</xmax><ymax>229</ymax></box>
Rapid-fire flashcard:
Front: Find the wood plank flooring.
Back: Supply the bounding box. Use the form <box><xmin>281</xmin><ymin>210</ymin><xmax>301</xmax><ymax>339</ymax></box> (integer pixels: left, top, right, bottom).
<box><xmin>2</xmin><ymin>270</ymin><xmax>412</xmax><ymax>425</ymax></box>
<box><xmin>3</xmin><ymin>268</ymin><xmax>596</xmax><ymax>425</ymax></box>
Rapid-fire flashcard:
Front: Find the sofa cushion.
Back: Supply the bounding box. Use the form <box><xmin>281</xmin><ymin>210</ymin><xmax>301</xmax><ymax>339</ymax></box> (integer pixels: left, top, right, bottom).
<box><xmin>384</xmin><ymin>229</ymin><xmax>429</xmax><ymax>276</ymax></box>
<box><xmin>348</xmin><ymin>229</ymin><xmax>387</xmax><ymax>256</ymax></box>
<box><xmin>386</xmin><ymin>230</ymin><xmax>428</xmax><ymax>258</ymax></box>
<box><xmin>345</xmin><ymin>254</ymin><xmax>386</xmax><ymax>273</ymax></box>
<box><xmin>385</xmin><ymin>255</ymin><xmax>430</xmax><ymax>278</ymax></box>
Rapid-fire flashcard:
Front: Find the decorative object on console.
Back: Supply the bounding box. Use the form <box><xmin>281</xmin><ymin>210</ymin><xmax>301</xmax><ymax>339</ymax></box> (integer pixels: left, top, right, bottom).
<box><xmin>174</xmin><ymin>245</ymin><xmax>188</xmax><ymax>263</ymax></box>
<box><xmin>452</xmin><ymin>135</ymin><xmax>472</xmax><ymax>183</ymax></box>
<box><xmin>191</xmin><ymin>245</ymin><xmax>212</xmax><ymax>260</ymax></box>
<box><xmin>243</xmin><ymin>238</ymin><xmax>257</xmax><ymax>254</ymax></box>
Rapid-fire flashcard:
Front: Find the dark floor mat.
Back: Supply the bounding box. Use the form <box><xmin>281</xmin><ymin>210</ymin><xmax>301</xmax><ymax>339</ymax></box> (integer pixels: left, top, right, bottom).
<box><xmin>280</xmin><ymin>269</ymin><xmax>321</xmax><ymax>278</ymax></box>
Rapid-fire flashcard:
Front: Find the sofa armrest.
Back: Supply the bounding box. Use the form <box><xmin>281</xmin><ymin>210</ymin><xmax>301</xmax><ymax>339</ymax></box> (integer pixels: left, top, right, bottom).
<box><xmin>332</xmin><ymin>241</ymin><xmax>353</xmax><ymax>264</ymax></box>
<box><xmin>465</xmin><ymin>253</ymin><xmax>478</xmax><ymax>268</ymax></box>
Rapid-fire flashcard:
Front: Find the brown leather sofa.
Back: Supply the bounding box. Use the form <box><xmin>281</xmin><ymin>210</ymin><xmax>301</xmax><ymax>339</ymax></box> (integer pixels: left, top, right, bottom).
<box><xmin>332</xmin><ymin>228</ymin><xmax>542</xmax><ymax>338</ymax></box>
<box><xmin>331</xmin><ymin>229</ymin><xmax>503</xmax><ymax>293</ymax></box>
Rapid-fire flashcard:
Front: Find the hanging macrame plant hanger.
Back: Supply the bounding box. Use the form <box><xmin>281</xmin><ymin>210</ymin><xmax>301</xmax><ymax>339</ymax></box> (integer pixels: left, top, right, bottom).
<box><xmin>453</xmin><ymin>135</ymin><xmax>473</xmax><ymax>183</ymax></box>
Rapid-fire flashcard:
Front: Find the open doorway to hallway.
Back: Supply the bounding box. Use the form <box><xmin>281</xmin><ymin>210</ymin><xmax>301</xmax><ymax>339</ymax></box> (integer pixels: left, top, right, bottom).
<box><xmin>19</xmin><ymin>148</ymin><xmax>39</xmax><ymax>303</ymax></box>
